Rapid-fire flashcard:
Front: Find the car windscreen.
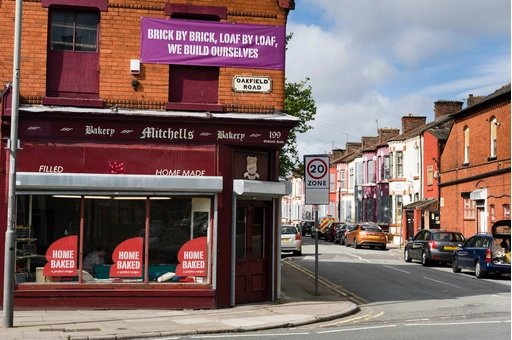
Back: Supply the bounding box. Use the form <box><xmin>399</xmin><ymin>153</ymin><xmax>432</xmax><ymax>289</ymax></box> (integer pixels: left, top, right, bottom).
<box><xmin>433</xmin><ymin>232</ymin><xmax>464</xmax><ymax>242</ymax></box>
<box><xmin>361</xmin><ymin>225</ymin><xmax>382</xmax><ymax>231</ymax></box>
<box><xmin>282</xmin><ymin>227</ymin><xmax>297</xmax><ymax>234</ymax></box>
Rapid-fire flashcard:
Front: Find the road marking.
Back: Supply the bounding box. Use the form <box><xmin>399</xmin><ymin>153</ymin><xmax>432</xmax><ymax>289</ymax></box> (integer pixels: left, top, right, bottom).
<box><xmin>347</xmin><ymin>253</ymin><xmax>370</xmax><ymax>263</ymax></box>
<box><xmin>422</xmin><ymin>276</ymin><xmax>461</xmax><ymax>289</ymax></box>
<box><xmin>318</xmin><ymin>324</ymin><xmax>397</xmax><ymax>334</ymax></box>
<box><xmin>191</xmin><ymin>333</ymin><xmax>311</xmax><ymax>338</ymax></box>
<box><xmin>405</xmin><ymin>320</ymin><xmax>507</xmax><ymax>326</ymax></box>
<box><xmin>383</xmin><ymin>265</ymin><xmax>410</xmax><ymax>274</ymax></box>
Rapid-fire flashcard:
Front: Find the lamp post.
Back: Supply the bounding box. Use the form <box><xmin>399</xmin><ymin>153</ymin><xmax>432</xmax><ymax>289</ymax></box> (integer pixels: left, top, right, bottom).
<box><xmin>3</xmin><ymin>0</ymin><xmax>22</xmax><ymax>328</ymax></box>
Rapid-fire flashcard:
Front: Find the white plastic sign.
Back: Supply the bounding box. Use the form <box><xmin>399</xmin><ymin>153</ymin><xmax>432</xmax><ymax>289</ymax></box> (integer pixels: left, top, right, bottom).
<box><xmin>304</xmin><ymin>155</ymin><xmax>330</xmax><ymax>205</ymax></box>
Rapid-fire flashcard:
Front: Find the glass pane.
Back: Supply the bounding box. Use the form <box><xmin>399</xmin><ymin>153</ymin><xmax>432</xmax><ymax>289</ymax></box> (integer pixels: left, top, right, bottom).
<box><xmin>84</xmin><ymin>198</ymin><xmax>145</xmax><ymax>281</ymax></box>
<box><xmin>15</xmin><ymin>195</ymin><xmax>81</xmax><ymax>283</ymax></box>
<box><xmin>51</xmin><ymin>10</ymin><xmax>75</xmax><ymax>51</ymax></box>
<box><xmin>236</xmin><ymin>207</ymin><xmax>247</xmax><ymax>260</ymax></box>
<box><xmin>252</xmin><ymin>207</ymin><xmax>264</xmax><ymax>259</ymax></box>
<box><xmin>75</xmin><ymin>12</ymin><xmax>98</xmax><ymax>52</ymax></box>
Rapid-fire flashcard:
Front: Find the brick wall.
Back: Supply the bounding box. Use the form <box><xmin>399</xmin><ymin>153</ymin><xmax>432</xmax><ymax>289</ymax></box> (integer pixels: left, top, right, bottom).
<box><xmin>439</xmin><ymin>90</ymin><xmax>511</xmax><ymax>236</ymax></box>
<box><xmin>0</xmin><ymin>0</ymin><xmax>288</xmax><ymax>111</ymax></box>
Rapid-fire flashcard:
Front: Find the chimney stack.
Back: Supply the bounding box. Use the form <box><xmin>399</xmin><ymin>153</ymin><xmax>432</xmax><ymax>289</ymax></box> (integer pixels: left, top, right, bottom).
<box><xmin>401</xmin><ymin>114</ymin><xmax>426</xmax><ymax>134</ymax></box>
<box><xmin>434</xmin><ymin>100</ymin><xmax>463</xmax><ymax>120</ymax></box>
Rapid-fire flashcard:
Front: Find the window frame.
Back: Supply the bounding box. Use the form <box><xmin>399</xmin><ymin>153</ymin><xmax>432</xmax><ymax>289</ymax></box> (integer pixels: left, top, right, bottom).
<box><xmin>490</xmin><ymin>117</ymin><xmax>497</xmax><ymax>159</ymax></box>
<box><xmin>463</xmin><ymin>126</ymin><xmax>470</xmax><ymax>165</ymax></box>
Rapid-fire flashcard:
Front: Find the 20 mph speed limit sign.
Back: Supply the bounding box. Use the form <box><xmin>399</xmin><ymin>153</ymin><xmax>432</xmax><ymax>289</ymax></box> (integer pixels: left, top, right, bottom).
<box><xmin>304</xmin><ymin>154</ymin><xmax>330</xmax><ymax>205</ymax></box>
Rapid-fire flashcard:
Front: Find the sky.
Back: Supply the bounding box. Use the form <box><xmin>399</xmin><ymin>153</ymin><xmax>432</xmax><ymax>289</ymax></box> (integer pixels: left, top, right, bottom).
<box><xmin>286</xmin><ymin>0</ymin><xmax>511</xmax><ymax>158</ymax></box>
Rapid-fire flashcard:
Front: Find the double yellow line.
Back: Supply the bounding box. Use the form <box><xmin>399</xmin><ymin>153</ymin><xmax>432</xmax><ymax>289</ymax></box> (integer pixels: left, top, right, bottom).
<box><xmin>282</xmin><ymin>259</ymin><xmax>368</xmax><ymax>305</ymax></box>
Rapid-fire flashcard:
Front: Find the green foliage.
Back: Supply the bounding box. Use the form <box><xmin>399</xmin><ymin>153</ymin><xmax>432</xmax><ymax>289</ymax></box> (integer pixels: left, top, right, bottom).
<box><xmin>278</xmin><ymin>32</ymin><xmax>316</xmax><ymax>179</ymax></box>
<box><xmin>280</xmin><ymin>77</ymin><xmax>316</xmax><ymax>179</ymax></box>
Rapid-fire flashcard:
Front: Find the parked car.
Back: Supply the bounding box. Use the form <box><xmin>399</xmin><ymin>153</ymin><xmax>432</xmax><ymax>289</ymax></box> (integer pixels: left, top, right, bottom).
<box><xmin>337</xmin><ymin>223</ymin><xmax>356</xmax><ymax>245</ymax></box>
<box><xmin>281</xmin><ymin>225</ymin><xmax>302</xmax><ymax>256</ymax></box>
<box><xmin>404</xmin><ymin>229</ymin><xmax>465</xmax><ymax>266</ymax></box>
<box><xmin>299</xmin><ymin>220</ymin><xmax>315</xmax><ymax>236</ymax></box>
<box><xmin>345</xmin><ymin>223</ymin><xmax>387</xmax><ymax>250</ymax></box>
<box><xmin>324</xmin><ymin>222</ymin><xmax>343</xmax><ymax>242</ymax></box>
<box><xmin>311</xmin><ymin>216</ymin><xmax>338</xmax><ymax>239</ymax></box>
<box><xmin>452</xmin><ymin>220</ymin><xmax>511</xmax><ymax>278</ymax></box>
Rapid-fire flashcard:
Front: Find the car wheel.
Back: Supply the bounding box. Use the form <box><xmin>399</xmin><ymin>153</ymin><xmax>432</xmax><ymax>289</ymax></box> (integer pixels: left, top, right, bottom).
<box><xmin>345</xmin><ymin>238</ymin><xmax>350</xmax><ymax>247</ymax></box>
<box><xmin>293</xmin><ymin>250</ymin><xmax>302</xmax><ymax>256</ymax></box>
<box><xmin>380</xmin><ymin>244</ymin><xmax>386</xmax><ymax>251</ymax></box>
<box><xmin>421</xmin><ymin>251</ymin><xmax>430</xmax><ymax>266</ymax></box>
<box><xmin>354</xmin><ymin>239</ymin><xmax>360</xmax><ymax>249</ymax></box>
<box><xmin>334</xmin><ymin>237</ymin><xmax>340</xmax><ymax>244</ymax></box>
<box><xmin>452</xmin><ymin>257</ymin><xmax>461</xmax><ymax>273</ymax></box>
<box><xmin>404</xmin><ymin>248</ymin><xmax>412</xmax><ymax>262</ymax></box>
<box><xmin>475</xmin><ymin>261</ymin><xmax>486</xmax><ymax>278</ymax></box>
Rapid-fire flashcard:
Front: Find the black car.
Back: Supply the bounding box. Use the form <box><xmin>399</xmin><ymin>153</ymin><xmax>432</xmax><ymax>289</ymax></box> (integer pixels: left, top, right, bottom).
<box><xmin>299</xmin><ymin>220</ymin><xmax>315</xmax><ymax>236</ymax></box>
<box><xmin>335</xmin><ymin>223</ymin><xmax>355</xmax><ymax>245</ymax></box>
<box><xmin>404</xmin><ymin>229</ymin><xmax>465</xmax><ymax>266</ymax></box>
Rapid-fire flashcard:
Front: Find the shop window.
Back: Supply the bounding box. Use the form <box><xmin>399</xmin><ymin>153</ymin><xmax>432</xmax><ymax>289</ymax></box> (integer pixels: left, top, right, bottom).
<box><xmin>463</xmin><ymin>126</ymin><xmax>470</xmax><ymax>165</ymax></box>
<box><xmin>15</xmin><ymin>195</ymin><xmax>211</xmax><ymax>285</ymax></box>
<box><xmin>43</xmin><ymin>8</ymin><xmax>103</xmax><ymax>107</ymax></box>
<box><xmin>463</xmin><ymin>198</ymin><xmax>476</xmax><ymax>220</ymax></box>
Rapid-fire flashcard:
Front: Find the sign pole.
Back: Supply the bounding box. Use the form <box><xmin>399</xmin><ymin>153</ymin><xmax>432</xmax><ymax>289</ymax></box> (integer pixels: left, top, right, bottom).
<box><xmin>303</xmin><ymin>154</ymin><xmax>330</xmax><ymax>297</ymax></box>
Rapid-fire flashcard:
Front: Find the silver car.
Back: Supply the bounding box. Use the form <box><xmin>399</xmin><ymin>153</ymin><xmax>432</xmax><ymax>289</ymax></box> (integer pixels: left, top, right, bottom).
<box><xmin>281</xmin><ymin>225</ymin><xmax>302</xmax><ymax>256</ymax></box>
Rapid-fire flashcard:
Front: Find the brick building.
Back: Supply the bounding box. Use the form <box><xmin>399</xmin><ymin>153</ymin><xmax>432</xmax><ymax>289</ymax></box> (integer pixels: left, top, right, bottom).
<box><xmin>0</xmin><ymin>0</ymin><xmax>297</xmax><ymax>309</ymax></box>
<box><xmin>439</xmin><ymin>84</ymin><xmax>511</xmax><ymax>236</ymax></box>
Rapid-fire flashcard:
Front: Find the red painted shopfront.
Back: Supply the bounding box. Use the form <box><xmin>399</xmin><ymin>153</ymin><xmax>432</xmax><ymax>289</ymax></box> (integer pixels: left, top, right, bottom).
<box><xmin>0</xmin><ymin>105</ymin><xmax>297</xmax><ymax>309</ymax></box>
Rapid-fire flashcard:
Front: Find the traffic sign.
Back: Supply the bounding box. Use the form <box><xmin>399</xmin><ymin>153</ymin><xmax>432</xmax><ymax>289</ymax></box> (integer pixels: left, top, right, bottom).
<box><xmin>304</xmin><ymin>154</ymin><xmax>330</xmax><ymax>205</ymax></box>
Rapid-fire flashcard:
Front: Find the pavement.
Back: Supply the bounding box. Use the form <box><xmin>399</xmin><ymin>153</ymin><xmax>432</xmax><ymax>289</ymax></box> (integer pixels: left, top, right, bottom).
<box><xmin>1</xmin><ymin>244</ymin><xmax>403</xmax><ymax>340</ymax></box>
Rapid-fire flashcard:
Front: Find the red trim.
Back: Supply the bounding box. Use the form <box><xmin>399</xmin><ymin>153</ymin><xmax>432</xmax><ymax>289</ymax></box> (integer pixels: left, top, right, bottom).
<box><xmin>165</xmin><ymin>102</ymin><xmax>223</xmax><ymax>112</ymax></box>
<box><xmin>14</xmin><ymin>287</ymin><xmax>215</xmax><ymax>309</ymax></box>
<box><xmin>42</xmin><ymin>97</ymin><xmax>104</xmax><ymax>108</ymax></box>
<box><xmin>42</xmin><ymin>0</ymin><xmax>108</xmax><ymax>11</ymax></box>
<box><xmin>165</xmin><ymin>4</ymin><xmax>227</xmax><ymax>19</ymax></box>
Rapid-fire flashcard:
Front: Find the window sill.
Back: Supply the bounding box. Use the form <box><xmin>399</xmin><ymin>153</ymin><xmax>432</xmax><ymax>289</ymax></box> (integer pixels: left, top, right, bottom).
<box><xmin>165</xmin><ymin>102</ymin><xmax>223</xmax><ymax>112</ymax></box>
<box><xmin>42</xmin><ymin>97</ymin><xmax>104</xmax><ymax>108</ymax></box>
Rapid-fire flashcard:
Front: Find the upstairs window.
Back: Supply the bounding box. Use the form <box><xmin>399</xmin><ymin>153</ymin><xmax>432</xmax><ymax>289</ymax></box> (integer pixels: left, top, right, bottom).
<box><xmin>463</xmin><ymin>127</ymin><xmax>470</xmax><ymax>165</ymax></box>
<box><xmin>384</xmin><ymin>155</ymin><xmax>390</xmax><ymax>180</ymax></box>
<box><xmin>44</xmin><ymin>8</ymin><xmax>102</xmax><ymax>106</ymax></box>
<box><xmin>427</xmin><ymin>165</ymin><xmax>434</xmax><ymax>186</ymax></box>
<box><xmin>50</xmin><ymin>10</ymin><xmax>98</xmax><ymax>52</ymax></box>
<box><xmin>367</xmin><ymin>160</ymin><xmax>375</xmax><ymax>184</ymax></box>
<box><xmin>396</xmin><ymin>151</ymin><xmax>403</xmax><ymax>178</ymax></box>
<box><xmin>349</xmin><ymin>167</ymin><xmax>354</xmax><ymax>189</ymax></box>
<box><xmin>490</xmin><ymin>117</ymin><xmax>497</xmax><ymax>159</ymax></box>
<box><xmin>340</xmin><ymin>170</ymin><xmax>346</xmax><ymax>190</ymax></box>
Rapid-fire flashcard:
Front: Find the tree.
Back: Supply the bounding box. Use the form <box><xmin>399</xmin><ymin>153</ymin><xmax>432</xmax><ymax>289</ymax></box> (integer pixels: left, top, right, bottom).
<box><xmin>279</xmin><ymin>34</ymin><xmax>317</xmax><ymax>178</ymax></box>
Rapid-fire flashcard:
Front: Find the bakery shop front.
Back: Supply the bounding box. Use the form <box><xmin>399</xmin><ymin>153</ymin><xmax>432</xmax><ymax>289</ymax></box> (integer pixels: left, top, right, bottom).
<box><xmin>2</xmin><ymin>106</ymin><xmax>297</xmax><ymax>309</ymax></box>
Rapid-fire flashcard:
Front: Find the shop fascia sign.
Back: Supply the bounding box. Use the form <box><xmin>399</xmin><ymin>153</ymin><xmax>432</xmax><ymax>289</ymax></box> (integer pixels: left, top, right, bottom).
<box><xmin>232</xmin><ymin>75</ymin><xmax>272</xmax><ymax>93</ymax></box>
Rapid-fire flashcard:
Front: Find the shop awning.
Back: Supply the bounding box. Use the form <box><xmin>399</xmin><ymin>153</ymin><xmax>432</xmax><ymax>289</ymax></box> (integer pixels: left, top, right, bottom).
<box><xmin>15</xmin><ymin>172</ymin><xmax>223</xmax><ymax>194</ymax></box>
<box><xmin>233</xmin><ymin>180</ymin><xmax>291</xmax><ymax>198</ymax></box>
<box><xmin>470</xmin><ymin>188</ymin><xmax>487</xmax><ymax>200</ymax></box>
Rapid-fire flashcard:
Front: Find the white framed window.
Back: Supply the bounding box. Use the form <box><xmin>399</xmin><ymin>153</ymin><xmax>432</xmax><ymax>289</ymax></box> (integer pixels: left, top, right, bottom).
<box><xmin>464</xmin><ymin>127</ymin><xmax>470</xmax><ymax>165</ymax></box>
<box><xmin>340</xmin><ymin>170</ymin><xmax>346</xmax><ymax>189</ymax></box>
<box><xmin>396</xmin><ymin>151</ymin><xmax>403</xmax><ymax>178</ymax></box>
<box><xmin>504</xmin><ymin>204</ymin><xmax>511</xmax><ymax>220</ymax></box>
<box><xmin>463</xmin><ymin>198</ymin><xmax>476</xmax><ymax>219</ymax></box>
<box><xmin>330</xmin><ymin>173</ymin><xmax>335</xmax><ymax>192</ymax></box>
<box><xmin>490</xmin><ymin>117</ymin><xmax>497</xmax><ymax>158</ymax></box>
<box><xmin>384</xmin><ymin>155</ymin><xmax>390</xmax><ymax>180</ymax></box>
<box><xmin>427</xmin><ymin>165</ymin><xmax>433</xmax><ymax>186</ymax></box>
<box><xmin>490</xmin><ymin>204</ymin><xmax>495</xmax><ymax>221</ymax></box>
<box><xmin>367</xmin><ymin>160</ymin><xmax>375</xmax><ymax>184</ymax></box>
<box><xmin>349</xmin><ymin>167</ymin><xmax>354</xmax><ymax>189</ymax></box>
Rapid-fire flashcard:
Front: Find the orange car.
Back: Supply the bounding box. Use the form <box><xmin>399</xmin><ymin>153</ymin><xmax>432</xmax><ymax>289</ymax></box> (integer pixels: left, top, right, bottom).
<box><xmin>345</xmin><ymin>223</ymin><xmax>387</xmax><ymax>250</ymax></box>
